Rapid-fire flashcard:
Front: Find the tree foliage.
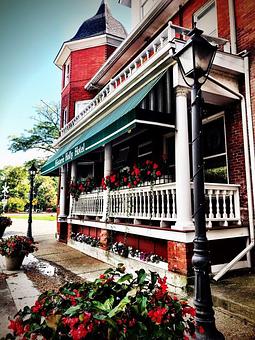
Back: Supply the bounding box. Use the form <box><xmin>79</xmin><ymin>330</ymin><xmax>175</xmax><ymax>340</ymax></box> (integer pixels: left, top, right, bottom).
<box><xmin>0</xmin><ymin>163</ymin><xmax>58</xmax><ymax>212</ymax></box>
<box><xmin>8</xmin><ymin>102</ymin><xmax>60</xmax><ymax>154</ymax></box>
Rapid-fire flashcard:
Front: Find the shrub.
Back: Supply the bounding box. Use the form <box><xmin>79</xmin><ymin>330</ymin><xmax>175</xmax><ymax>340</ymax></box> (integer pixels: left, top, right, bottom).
<box><xmin>6</xmin><ymin>197</ymin><xmax>26</xmax><ymax>212</ymax></box>
<box><xmin>6</xmin><ymin>267</ymin><xmax>195</xmax><ymax>339</ymax></box>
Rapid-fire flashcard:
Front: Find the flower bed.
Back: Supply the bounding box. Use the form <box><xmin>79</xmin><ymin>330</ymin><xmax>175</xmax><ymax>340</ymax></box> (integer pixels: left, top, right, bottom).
<box><xmin>6</xmin><ymin>267</ymin><xmax>196</xmax><ymax>339</ymax></box>
<box><xmin>71</xmin><ymin>233</ymin><xmax>166</xmax><ymax>266</ymax></box>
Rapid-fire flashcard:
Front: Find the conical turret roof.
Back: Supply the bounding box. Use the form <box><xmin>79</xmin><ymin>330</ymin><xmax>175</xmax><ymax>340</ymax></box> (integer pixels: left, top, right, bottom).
<box><xmin>69</xmin><ymin>0</ymin><xmax>127</xmax><ymax>42</ymax></box>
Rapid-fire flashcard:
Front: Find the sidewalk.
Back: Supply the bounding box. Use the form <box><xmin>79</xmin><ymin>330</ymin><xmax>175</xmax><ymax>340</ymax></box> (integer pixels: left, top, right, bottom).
<box><xmin>0</xmin><ymin>234</ymin><xmax>255</xmax><ymax>339</ymax></box>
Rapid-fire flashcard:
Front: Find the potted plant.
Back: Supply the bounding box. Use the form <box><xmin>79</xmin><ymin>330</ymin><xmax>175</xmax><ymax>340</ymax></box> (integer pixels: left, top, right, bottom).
<box><xmin>0</xmin><ymin>235</ymin><xmax>38</xmax><ymax>270</ymax></box>
<box><xmin>0</xmin><ymin>216</ymin><xmax>12</xmax><ymax>238</ymax></box>
<box><xmin>6</xmin><ymin>267</ymin><xmax>196</xmax><ymax>339</ymax></box>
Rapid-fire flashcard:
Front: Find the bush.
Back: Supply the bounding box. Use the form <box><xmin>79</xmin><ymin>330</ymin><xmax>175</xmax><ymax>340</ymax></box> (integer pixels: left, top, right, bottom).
<box><xmin>6</xmin><ymin>197</ymin><xmax>26</xmax><ymax>212</ymax></box>
<box><xmin>0</xmin><ymin>235</ymin><xmax>37</xmax><ymax>257</ymax></box>
<box><xmin>6</xmin><ymin>267</ymin><xmax>195</xmax><ymax>339</ymax></box>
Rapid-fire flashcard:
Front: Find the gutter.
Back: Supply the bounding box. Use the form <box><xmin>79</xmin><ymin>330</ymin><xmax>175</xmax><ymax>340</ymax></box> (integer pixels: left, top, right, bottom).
<box><xmin>228</xmin><ymin>0</ymin><xmax>237</xmax><ymax>54</ymax></box>
<box><xmin>206</xmin><ymin>72</ymin><xmax>255</xmax><ymax>281</ymax></box>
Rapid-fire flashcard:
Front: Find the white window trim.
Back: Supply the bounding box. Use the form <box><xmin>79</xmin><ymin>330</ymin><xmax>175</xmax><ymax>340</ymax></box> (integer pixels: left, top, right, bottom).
<box><xmin>64</xmin><ymin>60</ymin><xmax>70</xmax><ymax>88</ymax></box>
<box><xmin>193</xmin><ymin>0</ymin><xmax>218</xmax><ymax>37</ymax></box>
<box><xmin>202</xmin><ymin>111</ymin><xmax>229</xmax><ymax>183</ymax></box>
<box><xmin>138</xmin><ymin>140</ymin><xmax>153</xmax><ymax>158</ymax></box>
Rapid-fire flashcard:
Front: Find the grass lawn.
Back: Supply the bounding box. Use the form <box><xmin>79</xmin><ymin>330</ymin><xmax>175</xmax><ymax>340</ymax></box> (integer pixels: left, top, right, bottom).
<box><xmin>5</xmin><ymin>213</ymin><xmax>57</xmax><ymax>221</ymax></box>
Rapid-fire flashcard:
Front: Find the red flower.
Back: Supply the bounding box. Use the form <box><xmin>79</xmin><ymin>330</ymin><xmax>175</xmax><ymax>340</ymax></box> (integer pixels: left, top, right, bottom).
<box><xmin>99</xmin><ymin>274</ymin><xmax>105</xmax><ymax>279</ymax></box>
<box><xmin>147</xmin><ymin>170</ymin><xmax>151</xmax><ymax>175</ymax></box>
<box><xmin>134</xmin><ymin>168</ymin><xmax>141</xmax><ymax>176</ymax></box>
<box><xmin>32</xmin><ymin>300</ymin><xmax>42</xmax><ymax>313</ymax></box>
<box><xmin>8</xmin><ymin>318</ymin><xmax>24</xmax><ymax>336</ymax></box>
<box><xmin>70</xmin><ymin>324</ymin><xmax>88</xmax><ymax>340</ymax></box>
<box><xmin>62</xmin><ymin>317</ymin><xmax>79</xmax><ymax>328</ymax></box>
<box><xmin>148</xmin><ymin>307</ymin><xmax>168</xmax><ymax>324</ymax></box>
<box><xmin>123</xmin><ymin>177</ymin><xmax>128</xmax><ymax>183</ymax></box>
<box><xmin>197</xmin><ymin>325</ymin><xmax>205</xmax><ymax>334</ymax></box>
<box><xmin>110</xmin><ymin>175</ymin><xmax>116</xmax><ymax>183</ymax></box>
<box><xmin>153</xmin><ymin>163</ymin><xmax>159</xmax><ymax>169</ymax></box>
<box><xmin>156</xmin><ymin>170</ymin><xmax>161</xmax><ymax>177</ymax></box>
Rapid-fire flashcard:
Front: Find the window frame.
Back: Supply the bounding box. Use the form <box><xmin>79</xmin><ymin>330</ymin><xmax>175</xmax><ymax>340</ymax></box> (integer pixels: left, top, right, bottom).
<box><xmin>193</xmin><ymin>0</ymin><xmax>218</xmax><ymax>37</ymax></box>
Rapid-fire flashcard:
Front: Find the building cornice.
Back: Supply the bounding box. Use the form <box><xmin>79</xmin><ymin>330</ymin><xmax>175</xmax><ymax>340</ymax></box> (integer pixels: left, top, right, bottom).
<box><xmin>54</xmin><ymin>34</ymin><xmax>124</xmax><ymax>69</ymax></box>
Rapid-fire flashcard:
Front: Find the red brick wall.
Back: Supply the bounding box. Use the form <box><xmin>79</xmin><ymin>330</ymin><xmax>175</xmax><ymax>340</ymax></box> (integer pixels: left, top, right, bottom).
<box><xmin>225</xmin><ymin>103</ymin><xmax>248</xmax><ymax>221</ymax></box>
<box><xmin>167</xmin><ymin>241</ymin><xmax>193</xmax><ymax>275</ymax></box>
<box><xmin>60</xmin><ymin>44</ymin><xmax>117</xmax><ymax>123</ymax></box>
<box><xmin>235</xmin><ymin>0</ymin><xmax>255</xmax><ymax>140</ymax></box>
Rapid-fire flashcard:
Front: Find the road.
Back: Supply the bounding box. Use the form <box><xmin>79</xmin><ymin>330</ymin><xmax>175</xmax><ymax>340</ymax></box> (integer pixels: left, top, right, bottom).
<box><xmin>3</xmin><ymin>216</ymin><xmax>56</xmax><ymax>239</ymax></box>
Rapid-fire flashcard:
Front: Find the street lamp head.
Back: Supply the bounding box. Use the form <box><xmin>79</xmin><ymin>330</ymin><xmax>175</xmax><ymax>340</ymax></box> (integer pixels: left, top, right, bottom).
<box><xmin>173</xmin><ymin>26</ymin><xmax>217</xmax><ymax>83</ymax></box>
<box><xmin>28</xmin><ymin>163</ymin><xmax>37</xmax><ymax>176</ymax></box>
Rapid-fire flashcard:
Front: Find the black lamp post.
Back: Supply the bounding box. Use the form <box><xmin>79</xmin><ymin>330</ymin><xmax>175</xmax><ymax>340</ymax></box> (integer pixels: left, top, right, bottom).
<box><xmin>27</xmin><ymin>163</ymin><xmax>37</xmax><ymax>240</ymax></box>
<box><xmin>174</xmin><ymin>27</ymin><xmax>224</xmax><ymax>339</ymax></box>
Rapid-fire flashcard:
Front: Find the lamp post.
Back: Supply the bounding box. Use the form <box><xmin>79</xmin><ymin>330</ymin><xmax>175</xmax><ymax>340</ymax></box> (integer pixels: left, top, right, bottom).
<box><xmin>27</xmin><ymin>163</ymin><xmax>37</xmax><ymax>240</ymax></box>
<box><xmin>174</xmin><ymin>27</ymin><xmax>224</xmax><ymax>339</ymax></box>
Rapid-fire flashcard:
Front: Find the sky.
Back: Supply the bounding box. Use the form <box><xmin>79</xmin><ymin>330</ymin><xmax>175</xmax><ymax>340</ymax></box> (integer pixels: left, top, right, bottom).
<box><xmin>0</xmin><ymin>0</ymin><xmax>131</xmax><ymax>169</ymax></box>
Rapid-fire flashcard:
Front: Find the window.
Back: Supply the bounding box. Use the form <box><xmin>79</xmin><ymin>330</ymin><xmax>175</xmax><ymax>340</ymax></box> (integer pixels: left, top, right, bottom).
<box><xmin>141</xmin><ymin>0</ymin><xmax>159</xmax><ymax>19</ymax></box>
<box><xmin>62</xmin><ymin>107</ymin><xmax>68</xmax><ymax>127</ymax></box>
<box><xmin>64</xmin><ymin>61</ymin><xmax>70</xmax><ymax>87</ymax></box>
<box><xmin>203</xmin><ymin>114</ymin><xmax>228</xmax><ymax>183</ymax></box>
<box><xmin>194</xmin><ymin>0</ymin><xmax>217</xmax><ymax>36</ymax></box>
<box><xmin>75</xmin><ymin>100</ymin><xmax>91</xmax><ymax>116</ymax></box>
<box><xmin>138</xmin><ymin>141</ymin><xmax>152</xmax><ymax>159</ymax></box>
<box><xmin>77</xmin><ymin>162</ymin><xmax>94</xmax><ymax>179</ymax></box>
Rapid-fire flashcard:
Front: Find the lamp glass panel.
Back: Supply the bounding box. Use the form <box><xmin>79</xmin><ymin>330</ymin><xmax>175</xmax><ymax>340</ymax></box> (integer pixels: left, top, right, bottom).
<box><xmin>178</xmin><ymin>45</ymin><xmax>193</xmax><ymax>76</ymax></box>
<box><xmin>193</xmin><ymin>40</ymin><xmax>215</xmax><ymax>74</ymax></box>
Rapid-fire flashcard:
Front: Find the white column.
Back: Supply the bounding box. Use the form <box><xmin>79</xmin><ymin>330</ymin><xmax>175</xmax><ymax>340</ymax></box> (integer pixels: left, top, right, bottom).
<box><xmin>68</xmin><ymin>161</ymin><xmax>77</xmax><ymax>217</ymax></box>
<box><xmin>59</xmin><ymin>165</ymin><xmax>67</xmax><ymax>219</ymax></box>
<box><xmin>174</xmin><ymin>87</ymin><xmax>194</xmax><ymax>230</ymax></box>
<box><xmin>102</xmin><ymin>143</ymin><xmax>112</xmax><ymax>222</ymax></box>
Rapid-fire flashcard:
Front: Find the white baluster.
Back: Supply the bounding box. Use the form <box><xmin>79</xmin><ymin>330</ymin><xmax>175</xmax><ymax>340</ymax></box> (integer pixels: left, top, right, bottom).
<box><xmin>161</xmin><ymin>190</ymin><xmax>165</xmax><ymax>219</ymax></box>
<box><xmin>229</xmin><ymin>190</ymin><xmax>234</xmax><ymax>218</ymax></box>
<box><xmin>147</xmin><ymin>191</ymin><xmax>151</xmax><ymax>219</ymax></box>
<box><xmin>156</xmin><ymin>190</ymin><xmax>160</xmax><ymax>218</ymax></box>
<box><xmin>143</xmin><ymin>191</ymin><xmax>147</xmax><ymax>218</ymax></box>
<box><xmin>222</xmin><ymin>190</ymin><xmax>228</xmax><ymax>226</ymax></box>
<box><xmin>216</xmin><ymin>190</ymin><xmax>221</xmax><ymax>218</ymax></box>
<box><xmin>171</xmin><ymin>188</ymin><xmax>177</xmax><ymax>219</ymax></box>
<box><xmin>166</xmin><ymin>189</ymin><xmax>171</xmax><ymax>219</ymax></box>
<box><xmin>207</xmin><ymin>189</ymin><xmax>213</xmax><ymax>228</ymax></box>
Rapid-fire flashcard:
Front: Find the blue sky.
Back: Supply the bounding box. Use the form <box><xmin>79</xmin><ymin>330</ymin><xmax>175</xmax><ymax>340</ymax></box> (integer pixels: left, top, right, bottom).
<box><xmin>0</xmin><ymin>0</ymin><xmax>130</xmax><ymax>169</ymax></box>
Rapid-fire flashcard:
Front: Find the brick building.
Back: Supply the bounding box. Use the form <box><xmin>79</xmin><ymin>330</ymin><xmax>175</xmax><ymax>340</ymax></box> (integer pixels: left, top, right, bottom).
<box><xmin>42</xmin><ymin>0</ymin><xmax>255</xmax><ymax>290</ymax></box>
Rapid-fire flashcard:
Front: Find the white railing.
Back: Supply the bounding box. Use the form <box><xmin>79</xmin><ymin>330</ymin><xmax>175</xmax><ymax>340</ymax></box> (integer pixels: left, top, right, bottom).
<box><xmin>73</xmin><ymin>191</ymin><xmax>103</xmax><ymax>217</ymax></box>
<box><xmin>71</xmin><ymin>182</ymin><xmax>241</xmax><ymax>227</ymax></box>
<box><xmin>203</xmin><ymin>183</ymin><xmax>241</xmax><ymax>227</ymax></box>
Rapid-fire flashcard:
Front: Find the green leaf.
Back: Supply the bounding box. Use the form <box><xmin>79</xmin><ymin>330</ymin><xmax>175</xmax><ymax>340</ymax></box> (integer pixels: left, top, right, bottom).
<box><xmin>117</xmin><ymin>273</ymin><xmax>133</xmax><ymax>283</ymax></box>
<box><xmin>63</xmin><ymin>304</ymin><xmax>82</xmax><ymax>316</ymax></box>
<box><xmin>108</xmin><ymin>296</ymin><xmax>130</xmax><ymax>318</ymax></box>
<box><xmin>103</xmin><ymin>295</ymin><xmax>114</xmax><ymax>310</ymax></box>
<box><xmin>138</xmin><ymin>296</ymin><xmax>148</xmax><ymax>315</ymax></box>
<box><xmin>137</xmin><ymin>269</ymin><xmax>147</xmax><ymax>285</ymax></box>
<box><xmin>61</xmin><ymin>288</ymin><xmax>76</xmax><ymax>296</ymax></box>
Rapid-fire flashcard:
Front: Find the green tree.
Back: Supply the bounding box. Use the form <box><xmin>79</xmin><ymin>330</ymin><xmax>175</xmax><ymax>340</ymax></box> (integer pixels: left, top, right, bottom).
<box><xmin>8</xmin><ymin>102</ymin><xmax>60</xmax><ymax>154</ymax></box>
<box><xmin>36</xmin><ymin>176</ymin><xmax>58</xmax><ymax>211</ymax></box>
<box><xmin>4</xmin><ymin>166</ymin><xmax>30</xmax><ymax>201</ymax></box>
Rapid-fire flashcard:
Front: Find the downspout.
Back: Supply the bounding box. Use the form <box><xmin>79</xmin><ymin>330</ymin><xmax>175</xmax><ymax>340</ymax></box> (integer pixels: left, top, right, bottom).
<box><xmin>206</xmin><ymin>74</ymin><xmax>255</xmax><ymax>281</ymax></box>
<box><xmin>228</xmin><ymin>0</ymin><xmax>237</xmax><ymax>54</ymax></box>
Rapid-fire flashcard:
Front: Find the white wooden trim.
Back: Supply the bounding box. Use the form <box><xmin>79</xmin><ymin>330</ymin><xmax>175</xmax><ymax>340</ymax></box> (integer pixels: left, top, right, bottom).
<box><xmin>211</xmin><ymin>260</ymin><xmax>249</xmax><ymax>274</ymax></box>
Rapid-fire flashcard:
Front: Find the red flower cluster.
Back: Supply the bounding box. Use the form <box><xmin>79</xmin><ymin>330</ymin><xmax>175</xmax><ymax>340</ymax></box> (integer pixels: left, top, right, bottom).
<box><xmin>69</xmin><ymin>177</ymin><xmax>96</xmax><ymax>200</ymax></box>
<box><xmin>148</xmin><ymin>307</ymin><xmax>168</xmax><ymax>324</ymax></box>
<box><xmin>0</xmin><ymin>235</ymin><xmax>37</xmax><ymax>257</ymax></box>
<box><xmin>102</xmin><ymin>160</ymin><xmax>164</xmax><ymax>191</ymax></box>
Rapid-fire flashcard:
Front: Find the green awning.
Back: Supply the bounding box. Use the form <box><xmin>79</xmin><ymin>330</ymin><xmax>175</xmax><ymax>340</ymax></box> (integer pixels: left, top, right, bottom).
<box><xmin>41</xmin><ymin>73</ymin><xmax>171</xmax><ymax>175</ymax></box>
